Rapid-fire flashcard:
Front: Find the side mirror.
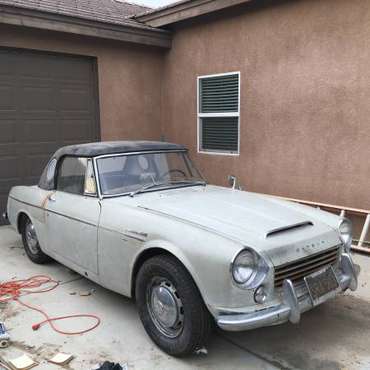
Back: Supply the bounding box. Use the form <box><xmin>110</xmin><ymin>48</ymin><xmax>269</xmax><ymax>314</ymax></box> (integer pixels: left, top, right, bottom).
<box><xmin>228</xmin><ymin>175</ymin><xmax>242</xmax><ymax>190</ymax></box>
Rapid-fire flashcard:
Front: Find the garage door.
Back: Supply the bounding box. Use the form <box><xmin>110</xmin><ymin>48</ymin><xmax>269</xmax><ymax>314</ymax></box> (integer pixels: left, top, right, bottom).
<box><xmin>0</xmin><ymin>48</ymin><xmax>100</xmax><ymax>224</ymax></box>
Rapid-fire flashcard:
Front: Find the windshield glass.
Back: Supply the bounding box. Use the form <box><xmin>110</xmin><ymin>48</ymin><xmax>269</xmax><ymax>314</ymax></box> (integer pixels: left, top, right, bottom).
<box><xmin>96</xmin><ymin>151</ymin><xmax>205</xmax><ymax>196</ymax></box>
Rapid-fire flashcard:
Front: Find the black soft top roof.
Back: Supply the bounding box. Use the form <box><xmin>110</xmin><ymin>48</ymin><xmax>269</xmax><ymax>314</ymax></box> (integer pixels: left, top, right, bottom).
<box><xmin>53</xmin><ymin>141</ymin><xmax>186</xmax><ymax>159</ymax></box>
<box><xmin>39</xmin><ymin>141</ymin><xmax>187</xmax><ymax>190</ymax></box>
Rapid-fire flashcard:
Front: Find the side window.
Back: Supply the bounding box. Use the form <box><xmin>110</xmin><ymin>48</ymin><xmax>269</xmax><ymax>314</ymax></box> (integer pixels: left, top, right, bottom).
<box><xmin>57</xmin><ymin>157</ymin><xmax>88</xmax><ymax>195</ymax></box>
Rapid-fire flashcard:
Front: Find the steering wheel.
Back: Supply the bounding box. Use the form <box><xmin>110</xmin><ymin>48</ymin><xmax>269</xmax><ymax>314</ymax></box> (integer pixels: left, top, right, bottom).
<box><xmin>159</xmin><ymin>169</ymin><xmax>187</xmax><ymax>180</ymax></box>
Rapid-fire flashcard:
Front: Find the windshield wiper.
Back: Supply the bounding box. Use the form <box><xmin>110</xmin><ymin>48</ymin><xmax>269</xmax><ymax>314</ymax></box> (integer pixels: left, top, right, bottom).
<box><xmin>129</xmin><ymin>179</ymin><xmax>206</xmax><ymax>197</ymax></box>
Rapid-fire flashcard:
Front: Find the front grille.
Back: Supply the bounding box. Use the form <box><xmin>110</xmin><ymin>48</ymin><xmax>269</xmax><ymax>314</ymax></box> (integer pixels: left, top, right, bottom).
<box><xmin>274</xmin><ymin>246</ymin><xmax>340</xmax><ymax>287</ymax></box>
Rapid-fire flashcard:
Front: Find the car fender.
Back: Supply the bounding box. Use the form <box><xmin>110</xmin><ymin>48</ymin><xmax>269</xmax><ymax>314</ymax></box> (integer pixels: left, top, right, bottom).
<box><xmin>131</xmin><ymin>238</ymin><xmax>205</xmax><ymax>300</ymax></box>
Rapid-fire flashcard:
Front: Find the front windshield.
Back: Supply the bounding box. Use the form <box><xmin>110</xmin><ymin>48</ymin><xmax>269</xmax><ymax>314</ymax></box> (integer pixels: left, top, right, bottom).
<box><xmin>96</xmin><ymin>151</ymin><xmax>205</xmax><ymax>196</ymax></box>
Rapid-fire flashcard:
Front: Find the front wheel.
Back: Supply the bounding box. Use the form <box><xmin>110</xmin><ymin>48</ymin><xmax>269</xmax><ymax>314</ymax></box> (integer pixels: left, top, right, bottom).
<box><xmin>21</xmin><ymin>216</ymin><xmax>51</xmax><ymax>264</ymax></box>
<box><xmin>135</xmin><ymin>255</ymin><xmax>213</xmax><ymax>356</ymax></box>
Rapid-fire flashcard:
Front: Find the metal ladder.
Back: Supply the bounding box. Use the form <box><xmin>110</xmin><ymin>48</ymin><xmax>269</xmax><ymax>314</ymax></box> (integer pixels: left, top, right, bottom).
<box><xmin>268</xmin><ymin>194</ymin><xmax>370</xmax><ymax>254</ymax></box>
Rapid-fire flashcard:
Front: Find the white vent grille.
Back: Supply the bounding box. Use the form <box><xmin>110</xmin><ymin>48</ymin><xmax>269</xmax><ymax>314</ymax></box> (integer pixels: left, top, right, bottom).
<box><xmin>198</xmin><ymin>72</ymin><xmax>240</xmax><ymax>154</ymax></box>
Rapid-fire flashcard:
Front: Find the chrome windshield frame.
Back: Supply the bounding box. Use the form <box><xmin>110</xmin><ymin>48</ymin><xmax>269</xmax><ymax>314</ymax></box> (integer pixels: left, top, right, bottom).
<box><xmin>92</xmin><ymin>149</ymin><xmax>205</xmax><ymax>199</ymax></box>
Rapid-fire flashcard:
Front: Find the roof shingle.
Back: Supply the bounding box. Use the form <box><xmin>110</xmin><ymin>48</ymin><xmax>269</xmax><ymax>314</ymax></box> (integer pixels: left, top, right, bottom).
<box><xmin>0</xmin><ymin>0</ymin><xmax>152</xmax><ymax>28</ymax></box>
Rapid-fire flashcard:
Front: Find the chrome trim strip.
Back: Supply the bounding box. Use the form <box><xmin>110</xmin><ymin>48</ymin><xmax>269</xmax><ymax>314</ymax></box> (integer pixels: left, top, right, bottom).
<box><xmin>92</xmin><ymin>156</ymin><xmax>102</xmax><ymax>200</ymax></box>
<box><xmin>122</xmin><ymin>233</ymin><xmax>146</xmax><ymax>242</ymax></box>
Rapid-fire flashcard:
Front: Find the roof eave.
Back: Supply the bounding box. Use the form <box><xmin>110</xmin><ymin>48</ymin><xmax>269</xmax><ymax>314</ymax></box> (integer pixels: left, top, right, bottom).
<box><xmin>134</xmin><ymin>0</ymin><xmax>253</xmax><ymax>28</ymax></box>
<box><xmin>0</xmin><ymin>4</ymin><xmax>172</xmax><ymax>48</ymax></box>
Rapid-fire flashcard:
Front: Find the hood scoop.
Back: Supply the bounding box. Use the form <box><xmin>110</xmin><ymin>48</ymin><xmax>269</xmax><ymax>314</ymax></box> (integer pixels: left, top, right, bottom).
<box><xmin>265</xmin><ymin>221</ymin><xmax>313</xmax><ymax>238</ymax></box>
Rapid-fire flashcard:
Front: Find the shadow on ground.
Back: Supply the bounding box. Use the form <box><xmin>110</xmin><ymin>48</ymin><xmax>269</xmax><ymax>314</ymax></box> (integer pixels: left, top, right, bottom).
<box><xmin>221</xmin><ymin>293</ymin><xmax>370</xmax><ymax>370</ymax></box>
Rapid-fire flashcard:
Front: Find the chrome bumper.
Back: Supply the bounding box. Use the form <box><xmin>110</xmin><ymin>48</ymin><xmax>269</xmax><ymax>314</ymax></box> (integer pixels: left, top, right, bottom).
<box><xmin>217</xmin><ymin>253</ymin><xmax>359</xmax><ymax>332</ymax></box>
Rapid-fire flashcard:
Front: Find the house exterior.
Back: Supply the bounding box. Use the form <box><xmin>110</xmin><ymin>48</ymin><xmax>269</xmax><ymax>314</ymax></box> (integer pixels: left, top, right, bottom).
<box><xmin>0</xmin><ymin>0</ymin><xmax>369</xmax><ymax>225</ymax></box>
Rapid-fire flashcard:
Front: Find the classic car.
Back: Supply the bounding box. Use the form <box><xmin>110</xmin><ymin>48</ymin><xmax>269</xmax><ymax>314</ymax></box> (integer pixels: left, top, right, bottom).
<box><xmin>5</xmin><ymin>141</ymin><xmax>359</xmax><ymax>356</ymax></box>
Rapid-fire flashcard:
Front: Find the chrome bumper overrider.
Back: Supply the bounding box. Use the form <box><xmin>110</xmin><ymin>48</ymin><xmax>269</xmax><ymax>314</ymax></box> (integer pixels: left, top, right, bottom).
<box><xmin>217</xmin><ymin>253</ymin><xmax>359</xmax><ymax>332</ymax></box>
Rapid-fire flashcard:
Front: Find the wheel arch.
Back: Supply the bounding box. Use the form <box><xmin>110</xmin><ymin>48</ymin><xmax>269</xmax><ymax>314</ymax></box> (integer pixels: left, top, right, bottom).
<box><xmin>16</xmin><ymin>211</ymin><xmax>32</xmax><ymax>234</ymax></box>
<box><xmin>130</xmin><ymin>246</ymin><xmax>205</xmax><ymax>304</ymax></box>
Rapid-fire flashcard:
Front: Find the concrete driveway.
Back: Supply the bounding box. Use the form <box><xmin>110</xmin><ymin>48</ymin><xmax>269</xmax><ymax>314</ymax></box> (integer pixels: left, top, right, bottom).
<box><xmin>0</xmin><ymin>225</ymin><xmax>369</xmax><ymax>370</ymax></box>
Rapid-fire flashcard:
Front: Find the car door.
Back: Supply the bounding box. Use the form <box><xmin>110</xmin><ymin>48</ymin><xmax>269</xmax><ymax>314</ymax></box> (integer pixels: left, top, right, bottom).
<box><xmin>46</xmin><ymin>156</ymin><xmax>100</xmax><ymax>277</ymax></box>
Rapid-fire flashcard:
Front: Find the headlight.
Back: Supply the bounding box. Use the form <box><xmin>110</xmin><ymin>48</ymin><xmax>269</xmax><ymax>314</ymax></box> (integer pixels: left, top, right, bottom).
<box><xmin>339</xmin><ymin>218</ymin><xmax>352</xmax><ymax>251</ymax></box>
<box><xmin>232</xmin><ymin>248</ymin><xmax>268</xmax><ymax>289</ymax></box>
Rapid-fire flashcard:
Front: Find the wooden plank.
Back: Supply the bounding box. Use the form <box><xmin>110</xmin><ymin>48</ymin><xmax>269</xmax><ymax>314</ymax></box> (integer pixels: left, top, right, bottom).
<box><xmin>351</xmin><ymin>245</ymin><xmax>370</xmax><ymax>255</ymax></box>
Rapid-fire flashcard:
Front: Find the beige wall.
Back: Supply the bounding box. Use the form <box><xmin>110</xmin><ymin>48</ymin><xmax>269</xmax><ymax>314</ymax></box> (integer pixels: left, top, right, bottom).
<box><xmin>162</xmin><ymin>0</ymin><xmax>370</xmax><ymax>210</ymax></box>
<box><xmin>0</xmin><ymin>24</ymin><xmax>164</xmax><ymax>142</ymax></box>
<box><xmin>1</xmin><ymin>0</ymin><xmax>369</xmax><ymax>214</ymax></box>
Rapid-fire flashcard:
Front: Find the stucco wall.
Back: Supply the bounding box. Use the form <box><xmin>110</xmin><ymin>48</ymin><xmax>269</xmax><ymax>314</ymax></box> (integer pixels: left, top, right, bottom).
<box><xmin>0</xmin><ymin>24</ymin><xmax>163</xmax><ymax>142</ymax></box>
<box><xmin>162</xmin><ymin>0</ymin><xmax>370</xmax><ymax>210</ymax></box>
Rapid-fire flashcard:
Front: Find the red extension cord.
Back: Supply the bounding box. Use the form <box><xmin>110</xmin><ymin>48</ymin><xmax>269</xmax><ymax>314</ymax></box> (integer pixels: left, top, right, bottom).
<box><xmin>0</xmin><ymin>275</ymin><xmax>100</xmax><ymax>335</ymax></box>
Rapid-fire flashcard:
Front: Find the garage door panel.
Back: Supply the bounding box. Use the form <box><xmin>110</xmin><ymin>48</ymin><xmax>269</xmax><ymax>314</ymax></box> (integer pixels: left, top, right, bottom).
<box><xmin>0</xmin><ymin>86</ymin><xmax>16</xmax><ymax>110</ymax></box>
<box><xmin>21</xmin><ymin>87</ymin><xmax>55</xmax><ymax>112</ymax></box>
<box><xmin>0</xmin><ymin>52</ymin><xmax>16</xmax><ymax>74</ymax></box>
<box><xmin>17</xmin><ymin>53</ymin><xmax>57</xmax><ymax>78</ymax></box>
<box><xmin>0</xmin><ymin>157</ymin><xmax>19</xmax><ymax>179</ymax></box>
<box><xmin>0</xmin><ymin>143</ymin><xmax>19</xmax><ymax>157</ymax></box>
<box><xmin>59</xmin><ymin>89</ymin><xmax>90</xmax><ymax>112</ymax></box>
<box><xmin>54</xmin><ymin>58</ymin><xmax>92</xmax><ymax>81</ymax></box>
<box><xmin>62</xmin><ymin>120</ymin><xmax>91</xmax><ymax>141</ymax></box>
<box><xmin>26</xmin><ymin>154</ymin><xmax>52</xmax><ymax>178</ymax></box>
<box><xmin>22</xmin><ymin>142</ymin><xmax>61</xmax><ymax>156</ymax></box>
<box><xmin>19</xmin><ymin>77</ymin><xmax>56</xmax><ymax>90</ymax></box>
<box><xmin>23</xmin><ymin>120</ymin><xmax>58</xmax><ymax>143</ymax></box>
<box><xmin>0</xmin><ymin>120</ymin><xmax>17</xmax><ymax>143</ymax></box>
<box><xmin>0</xmin><ymin>48</ymin><xmax>99</xmax><ymax>223</ymax></box>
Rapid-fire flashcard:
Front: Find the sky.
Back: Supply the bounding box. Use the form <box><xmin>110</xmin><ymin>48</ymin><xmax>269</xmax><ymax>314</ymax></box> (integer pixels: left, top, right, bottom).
<box><xmin>129</xmin><ymin>0</ymin><xmax>179</xmax><ymax>8</ymax></box>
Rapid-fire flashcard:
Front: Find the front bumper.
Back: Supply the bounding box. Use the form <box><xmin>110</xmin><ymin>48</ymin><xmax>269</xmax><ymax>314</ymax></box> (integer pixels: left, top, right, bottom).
<box><xmin>217</xmin><ymin>253</ymin><xmax>359</xmax><ymax>331</ymax></box>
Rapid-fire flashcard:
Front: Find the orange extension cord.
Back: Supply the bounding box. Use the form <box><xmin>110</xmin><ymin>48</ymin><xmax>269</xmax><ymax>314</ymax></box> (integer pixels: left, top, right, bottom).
<box><xmin>0</xmin><ymin>275</ymin><xmax>100</xmax><ymax>335</ymax></box>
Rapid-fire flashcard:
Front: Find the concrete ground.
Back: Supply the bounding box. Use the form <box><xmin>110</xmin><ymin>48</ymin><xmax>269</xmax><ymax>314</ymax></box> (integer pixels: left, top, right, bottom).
<box><xmin>0</xmin><ymin>225</ymin><xmax>369</xmax><ymax>370</ymax></box>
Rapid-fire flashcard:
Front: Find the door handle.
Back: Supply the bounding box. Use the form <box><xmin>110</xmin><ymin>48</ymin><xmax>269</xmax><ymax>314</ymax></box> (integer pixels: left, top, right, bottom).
<box><xmin>48</xmin><ymin>194</ymin><xmax>56</xmax><ymax>202</ymax></box>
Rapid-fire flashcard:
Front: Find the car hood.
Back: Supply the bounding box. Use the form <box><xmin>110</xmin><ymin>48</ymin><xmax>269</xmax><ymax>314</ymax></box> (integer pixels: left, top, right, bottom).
<box><xmin>134</xmin><ymin>186</ymin><xmax>337</xmax><ymax>250</ymax></box>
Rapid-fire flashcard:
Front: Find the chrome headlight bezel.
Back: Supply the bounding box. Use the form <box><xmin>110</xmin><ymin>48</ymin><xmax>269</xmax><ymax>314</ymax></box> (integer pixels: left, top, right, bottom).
<box><xmin>231</xmin><ymin>248</ymin><xmax>269</xmax><ymax>289</ymax></box>
<box><xmin>339</xmin><ymin>218</ymin><xmax>352</xmax><ymax>252</ymax></box>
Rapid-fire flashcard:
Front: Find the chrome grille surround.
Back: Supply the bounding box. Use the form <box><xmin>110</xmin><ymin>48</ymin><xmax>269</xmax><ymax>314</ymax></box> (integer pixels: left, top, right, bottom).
<box><xmin>274</xmin><ymin>245</ymin><xmax>340</xmax><ymax>288</ymax></box>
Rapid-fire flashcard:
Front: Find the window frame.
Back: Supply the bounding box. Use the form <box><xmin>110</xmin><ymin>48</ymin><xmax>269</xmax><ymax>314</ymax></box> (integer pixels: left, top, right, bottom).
<box><xmin>93</xmin><ymin>150</ymin><xmax>204</xmax><ymax>199</ymax></box>
<box><xmin>84</xmin><ymin>158</ymin><xmax>98</xmax><ymax>197</ymax></box>
<box><xmin>56</xmin><ymin>156</ymin><xmax>98</xmax><ymax>197</ymax></box>
<box><xmin>197</xmin><ymin>71</ymin><xmax>241</xmax><ymax>156</ymax></box>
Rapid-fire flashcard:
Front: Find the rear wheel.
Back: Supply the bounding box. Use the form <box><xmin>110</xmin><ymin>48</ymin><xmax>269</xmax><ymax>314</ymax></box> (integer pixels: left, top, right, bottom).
<box><xmin>135</xmin><ymin>255</ymin><xmax>213</xmax><ymax>356</ymax></box>
<box><xmin>21</xmin><ymin>216</ymin><xmax>50</xmax><ymax>264</ymax></box>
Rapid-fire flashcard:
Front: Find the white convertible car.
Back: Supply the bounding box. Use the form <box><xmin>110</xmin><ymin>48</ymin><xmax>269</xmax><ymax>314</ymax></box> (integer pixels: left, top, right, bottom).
<box><xmin>5</xmin><ymin>141</ymin><xmax>359</xmax><ymax>356</ymax></box>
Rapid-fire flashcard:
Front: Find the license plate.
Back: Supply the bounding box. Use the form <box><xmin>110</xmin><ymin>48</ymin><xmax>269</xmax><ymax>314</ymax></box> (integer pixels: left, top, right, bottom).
<box><xmin>304</xmin><ymin>266</ymin><xmax>339</xmax><ymax>306</ymax></box>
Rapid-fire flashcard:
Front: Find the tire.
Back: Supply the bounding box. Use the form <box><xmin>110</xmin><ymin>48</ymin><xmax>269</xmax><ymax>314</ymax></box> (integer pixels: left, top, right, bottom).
<box><xmin>21</xmin><ymin>216</ymin><xmax>51</xmax><ymax>264</ymax></box>
<box><xmin>135</xmin><ymin>255</ymin><xmax>213</xmax><ymax>357</ymax></box>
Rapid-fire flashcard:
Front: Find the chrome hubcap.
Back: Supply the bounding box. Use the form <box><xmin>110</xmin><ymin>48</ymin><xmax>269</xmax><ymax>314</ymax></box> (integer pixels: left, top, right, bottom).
<box><xmin>147</xmin><ymin>279</ymin><xmax>184</xmax><ymax>338</ymax></box>
<box><xmin>25</xmin><ymin>222</ymin><xmax>39</xmax><ymax>254</ymax></box>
